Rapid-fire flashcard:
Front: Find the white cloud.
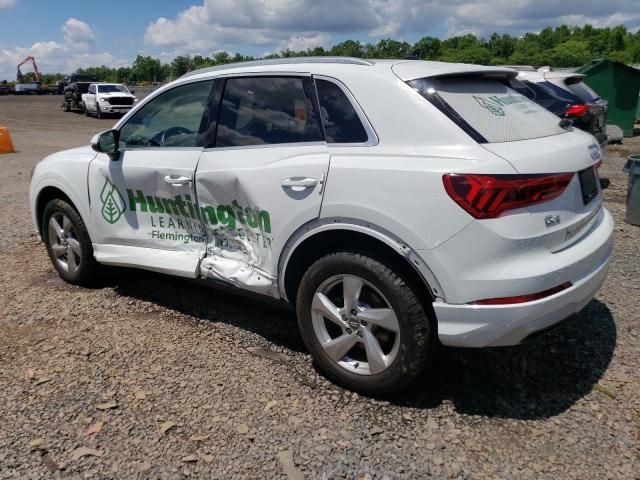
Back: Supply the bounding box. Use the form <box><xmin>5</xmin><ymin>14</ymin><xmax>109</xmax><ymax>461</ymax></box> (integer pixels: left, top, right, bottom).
<box><xmin>0</xmin><ymin>18</ymin><xmax>125</xmax><ymax>80</ymax></box>
<box><xmin>280</xmin><ymin>33</ymin><xmax>331</xmax><ymax>52</ymax></box>
<box><xmin>62</xmin><ymin>18</ymin><xmax>95</xmax><ymax>50</ymax></box>
<box><xmin>144</xmin><ymin>0</ymin><xmax>640</xmax><ymax>57</ymax></box>
<box><xmin>144</xmin><ymin>0</ymin><xmax>381</xmax><ymax>54</ymax></box>
<box><xmin>0</xmin><ymin>0</ymin><xmax>16</xmax><ymax>9</ymax></box>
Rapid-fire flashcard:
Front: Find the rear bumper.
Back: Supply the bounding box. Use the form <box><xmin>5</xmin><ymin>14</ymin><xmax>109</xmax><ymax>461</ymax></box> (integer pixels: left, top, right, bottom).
<box><xmin>433</xmin><ymin>221</ymin><xmax>612</xmax><ymax>348</ymax></box>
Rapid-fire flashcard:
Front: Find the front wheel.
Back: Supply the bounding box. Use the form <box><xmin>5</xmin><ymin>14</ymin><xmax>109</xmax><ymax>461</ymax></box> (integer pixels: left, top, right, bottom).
<box><xmin>96</xmin><ymin>104</ymin><xmax>103</xmax><ymax>119</ymax></box>
<box><xmin>296</xmin><ymin>252</ymin><xmax>435</xmax><ymax>395</ymax></box>
<box><xmin>42</xmin><ymin>199</ymin><xmax>100</xmax><ymax>286</ymax></box>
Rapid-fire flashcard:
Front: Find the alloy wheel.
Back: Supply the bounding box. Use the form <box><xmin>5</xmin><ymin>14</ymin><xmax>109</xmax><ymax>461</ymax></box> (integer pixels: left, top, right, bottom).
<box><xmin>311</xmin><ymin>274</ymin><xmax>400</xmax><ymax>375</ymax></box>
<box><xmin>47</xmin><ymin>212</ymin><xmax>82</xmax><ymax>274</ymax></box>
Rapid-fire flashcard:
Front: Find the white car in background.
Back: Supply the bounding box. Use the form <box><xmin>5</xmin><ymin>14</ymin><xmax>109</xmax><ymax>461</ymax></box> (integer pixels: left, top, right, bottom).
<box><xmin>30</xmin><ymin>58</ymin><xmax>613</xmax><ymax>394</ymax></box>
<box><xmin>81</xmin><ymin>83</ymin><xmax>138</xmax><ymax>118</ymax></box>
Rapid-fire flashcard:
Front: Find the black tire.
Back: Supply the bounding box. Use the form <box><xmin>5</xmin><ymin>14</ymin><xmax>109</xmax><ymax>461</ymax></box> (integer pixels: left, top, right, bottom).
<box><xmin>62</xmin><ymin>102</ymin><xmax>69</xmax><ymax>112</ymax></box>
<box><xmin>96</xmin><ymin>105</ymin><xmax>103</xmax><ymax>119</ymax></box>
<box><xmin>296</xmin><ymin>252</ymin><xmax>435</xmax><ymax>395</ymax></box>
<box><xmin>83</xmin><ymin>103</ymin><xmax>90</xmax><ymax>116</ymax></box>
<box><xmin>42</xmin><ymin>199</ymin><xmax>100</xmax><ymax>286</ymax></box>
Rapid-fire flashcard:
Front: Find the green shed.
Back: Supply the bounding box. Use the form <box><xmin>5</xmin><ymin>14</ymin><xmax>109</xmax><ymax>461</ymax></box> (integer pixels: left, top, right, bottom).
<box><xmin>576</xmin><ymin>59</ymin><xmax>640</xmax><ymax>137</ymax></box>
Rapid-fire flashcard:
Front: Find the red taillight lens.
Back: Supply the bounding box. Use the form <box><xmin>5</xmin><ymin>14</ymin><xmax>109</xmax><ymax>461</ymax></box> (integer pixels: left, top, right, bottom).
<box><xmin>443</xmin><ymin>172</ymin><xmax>574</xmax><ymax>219</ymax></box>
<box><xmin>564</xmin><ymin>104</ymin><xmax>590</xmax><ymax>117</ymax></box>
<box><xmin>471</xmin><ymin>282</ymin><xmax>572</xmax><ymax>305</ymax></box>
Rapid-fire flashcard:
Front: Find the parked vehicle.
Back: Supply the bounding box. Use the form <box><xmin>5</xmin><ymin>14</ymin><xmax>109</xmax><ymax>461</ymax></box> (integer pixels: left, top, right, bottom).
<box><xmin>62</xmin><ymin>78</ymin><xmax>97</xmax><ymax>112</ymax></box>
<box><xmin>81</xmin><ymin>83</ymin><xmax>138</xmax><ymax>118</ymax></box>
<box><xmin>30</xmin><ymin>58</ymin><xmax>613</xmax><ymax>394</ymax></box>
<box><xmin>513</xmin><ymin>68</ymin><xmax>608</xmax><ymax>146</ymax></box>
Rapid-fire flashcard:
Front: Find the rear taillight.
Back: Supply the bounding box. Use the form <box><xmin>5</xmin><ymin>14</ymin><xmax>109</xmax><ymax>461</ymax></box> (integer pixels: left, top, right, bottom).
<box><xmin>471</xmin><ymin>282</ymin><xmax>572</xmax><ymax>305</ymax></box>
<box><xmin>443</xmin><ymin>172</ymin><xmax>574</xmax><ymax>219</ymax></box>
<box><xmin>564</xmin><ymin>104</ymin><xmax>591</xmax><ymax>117</ymax></box>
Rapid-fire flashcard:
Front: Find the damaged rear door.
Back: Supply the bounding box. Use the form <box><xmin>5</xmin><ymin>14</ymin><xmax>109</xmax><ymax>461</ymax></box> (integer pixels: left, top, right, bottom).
<box><xmin>195</xmin><ymin>74</ymin><xmax>328</xmax><ymax>295</ymax></box>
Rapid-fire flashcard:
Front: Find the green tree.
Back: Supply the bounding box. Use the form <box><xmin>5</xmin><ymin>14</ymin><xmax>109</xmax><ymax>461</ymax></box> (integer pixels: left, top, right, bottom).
<box><xmin>171</xmin><ymin>55</ymin><xmax>192</xmax><ymax>77</ymax></box>
<box><xmin>131</xmin><ymin>55</ymin><xmax>163</xmax><ymax>82</ymax></box>
<box><xmin>489</xmin><ymin>33</ymin><xmax>516</xmax><ymax>61</ymax></box>
<box><xmin>548</xmin><ymin>40</ymin><xmax>592</xmax><ymax>67</ymax></box>
<box><xmin>372</xmin><ymin>38</ymin><xmax>412</xmax><ymax>58</ymax></box>
<box><xmin>413</xmin><ymin>36</ymin><xmax>442</xmax><ymax>60</ymax></box>
<box><xmin>329</xmin><ymin>40</ymin><xmax>364</xmax><ymax>57</ymax></box>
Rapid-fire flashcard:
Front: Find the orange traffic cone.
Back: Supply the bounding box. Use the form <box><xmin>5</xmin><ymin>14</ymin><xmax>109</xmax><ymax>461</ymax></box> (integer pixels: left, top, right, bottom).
<box><xmin>0</xmin><ymin>126</ymin><xmax>15</xmax><ymax>154</ymax></box>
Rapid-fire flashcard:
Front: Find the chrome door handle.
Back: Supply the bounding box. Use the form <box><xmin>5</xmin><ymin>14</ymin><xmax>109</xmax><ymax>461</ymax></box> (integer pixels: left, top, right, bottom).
<box><xmin>281</xmin><ymin>177</ymin><xmax>318</xmax><ymax>189</ymax></box>
<box><xmin>164</xmin><ymin>175</ymin><xmax>192</xmax><ymax>187</ymax></box>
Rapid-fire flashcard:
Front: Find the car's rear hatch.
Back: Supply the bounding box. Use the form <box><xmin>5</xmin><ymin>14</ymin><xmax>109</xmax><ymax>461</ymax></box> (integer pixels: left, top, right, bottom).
<box><xmin>395</xmin><ymin>62</ymin><xmax>604</xmax><ymax>254</ymax></box>
<box><xmin>482</xmin><ymin>133</ymin><xmax>603</xmax><ymax>253</ymax></box>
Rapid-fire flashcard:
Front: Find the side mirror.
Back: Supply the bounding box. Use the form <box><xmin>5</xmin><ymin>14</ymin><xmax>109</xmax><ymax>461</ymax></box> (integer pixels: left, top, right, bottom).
<box><xmin>129</xmin><ymin>90</ymin><xmax>135</xmax><ymax>94</ymax></box>
<box><xmin>90</xmin><ymin>129</ymin><xmax>120</xmax><ymax>160</ymax></box>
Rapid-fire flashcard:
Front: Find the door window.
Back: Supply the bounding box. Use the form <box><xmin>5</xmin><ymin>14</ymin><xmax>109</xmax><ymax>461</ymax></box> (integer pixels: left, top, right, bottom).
<box><xmin>215</xmin><ymin>76</ymin><xmax>324</xmax><ymax>147</ymax></box>
<box><xmin>315</xmin><ymin>79</ymin><xmax>369</xmax><ymax>143</ymax></box>
<box><xmin>119</xmin><ymin>80</ymin><xmax>214</xmax><ymax>149</ymax></box>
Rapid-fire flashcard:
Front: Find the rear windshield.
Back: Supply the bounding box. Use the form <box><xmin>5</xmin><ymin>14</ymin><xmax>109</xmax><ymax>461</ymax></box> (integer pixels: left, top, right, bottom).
<box><xmin>565</xmin><ymin>80</ymin><xmax>600</xmax><ymax>103</ymax></box>
<box><xmin>410</xmin><ymin>77</ymin><xmax>567</xmax><ymax>143</ymax></box>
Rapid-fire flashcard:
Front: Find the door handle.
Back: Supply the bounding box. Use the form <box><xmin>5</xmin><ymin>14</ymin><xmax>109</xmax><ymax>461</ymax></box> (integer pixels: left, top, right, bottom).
<box><xmin>164</xmin><ymin>175</ymin><xmax>192</xmax><ymax>187</ymax></box>
<box><xmin>281</xmin><ymin>177</ymin><xmax>318</xmax><ymax>190</ymax></box>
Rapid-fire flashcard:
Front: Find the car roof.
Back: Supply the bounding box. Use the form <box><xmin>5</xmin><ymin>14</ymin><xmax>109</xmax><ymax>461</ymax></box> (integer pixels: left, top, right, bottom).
<box><xmin>179</xmin><ymin>57</ymin><xmax>518</xmax><ymax>82</ymax></box>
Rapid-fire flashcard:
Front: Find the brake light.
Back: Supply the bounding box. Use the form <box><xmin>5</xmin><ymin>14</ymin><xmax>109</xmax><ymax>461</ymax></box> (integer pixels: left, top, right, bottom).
<box><xmin>595</xmin><ymin>160</ymin><xmax>603</xmax><ymax>169</ymax></box>
<box><xmin>443</xmin><ymin>173</ymin><xmax>574</xmax><ymax>219</ymax></box>
<box><xmin>471</xmin><ymin>282</ymin><xmax>572</xmax><ymax>305</ymax></box>
<box><xmin>564</xmin><ymin>104</ymin><xmax>590</xmax><ymax>117</ymax></box>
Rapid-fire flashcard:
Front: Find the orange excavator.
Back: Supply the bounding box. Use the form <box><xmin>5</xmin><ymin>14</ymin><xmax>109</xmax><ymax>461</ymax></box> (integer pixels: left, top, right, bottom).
<box><xmin>16</xmin><ymin>56</ymin><xmax>41</xmax><ymax>83</ymax></box>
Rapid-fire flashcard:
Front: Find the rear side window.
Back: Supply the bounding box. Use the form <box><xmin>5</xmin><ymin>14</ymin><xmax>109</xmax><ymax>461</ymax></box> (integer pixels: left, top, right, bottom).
<box><xmin>315</xmin><ymin>79</ymin><xmax>368</xmax><ymax>143</ymax></box>
<box><xmin>410</xmin><ymin>77</ymin><xmax>566</xmax><ymax>143</ymax></box>
<box><xmin>216</xmin><ymin>77</ymin><xmax>324</xmax><ymax>147</ymax></box>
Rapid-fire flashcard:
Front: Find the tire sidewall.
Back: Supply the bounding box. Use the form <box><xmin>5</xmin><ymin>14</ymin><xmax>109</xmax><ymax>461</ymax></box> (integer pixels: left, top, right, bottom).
<box><xmin>42</xmin><ymin>199</ymin><xmax>96</xmax><ymax>285</ymax></box>
<box><xmin>297</xmin><ymin>252</ymin><xmax>433</xmax><ymax>394</ymax></box>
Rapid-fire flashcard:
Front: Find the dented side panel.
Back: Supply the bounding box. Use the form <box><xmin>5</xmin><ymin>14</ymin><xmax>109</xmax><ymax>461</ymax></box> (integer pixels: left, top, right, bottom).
<box><xmin>195</xmin><ymin>145</ymin><xmax>330</xmax><ymax>296</ymax></box>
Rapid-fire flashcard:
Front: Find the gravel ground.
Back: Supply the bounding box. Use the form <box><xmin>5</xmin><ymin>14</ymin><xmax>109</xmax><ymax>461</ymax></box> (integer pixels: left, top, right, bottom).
<box><xmin>0</xmin><ymin>95</ymin><xmax>638</xmax><ymax>479</ymax></box>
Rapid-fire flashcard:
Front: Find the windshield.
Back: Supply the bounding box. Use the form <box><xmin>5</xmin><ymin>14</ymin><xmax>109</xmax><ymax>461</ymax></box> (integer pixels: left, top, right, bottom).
<box><xmin>97</xmin><ymin>84</ymin><xmax>129</xmax><ymax>94</ymax></box>
<box><xmin>410</xmin><ymin>76</ymin><xmax>567</xmax><ymax>143</ymax></box>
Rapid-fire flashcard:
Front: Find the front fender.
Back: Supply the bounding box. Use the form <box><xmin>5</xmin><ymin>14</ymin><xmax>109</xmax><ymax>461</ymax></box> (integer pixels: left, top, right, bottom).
<box><xmin>30</xmin><ymin>150</ymin><xmax>95</xmax><ymax>239</ymax></box>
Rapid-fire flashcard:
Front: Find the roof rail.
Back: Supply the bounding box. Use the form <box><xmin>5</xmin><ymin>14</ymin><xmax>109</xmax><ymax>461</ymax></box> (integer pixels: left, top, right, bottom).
<box><xmin>180</xmin><ymin>57</ymin><xmax>375</xmax><ymax>78</ymax></box>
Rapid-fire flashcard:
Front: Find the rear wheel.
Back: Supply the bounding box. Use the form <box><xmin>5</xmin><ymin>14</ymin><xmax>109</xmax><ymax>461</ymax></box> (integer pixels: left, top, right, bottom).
<box><xmin>42</xmin><ymin>199</ymin><xmax>100</xmax><ymax>286</ymax></box>
<box><xmin>83</xmin><ymin>103</ymin><xmax>89</xmax><ymax>116</ymax></box>
<box><xmin>296</xmin><ymin>252</ymin><xmax>435</xmax><ymax>394</ymax></box>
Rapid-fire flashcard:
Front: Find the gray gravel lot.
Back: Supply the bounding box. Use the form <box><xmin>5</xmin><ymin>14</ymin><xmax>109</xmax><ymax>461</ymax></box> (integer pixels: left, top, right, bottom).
<box><xmin>0</xmin><ymin>95</ymin><xmax>638</xmax><ymax>479</ymax></box>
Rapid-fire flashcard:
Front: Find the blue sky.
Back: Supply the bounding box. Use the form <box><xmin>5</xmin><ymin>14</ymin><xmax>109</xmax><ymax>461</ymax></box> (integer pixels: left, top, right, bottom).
<box><xmin>1</xmin><ymin>0</ymin><xmax>640</xmax><ymax>80</ymax></box>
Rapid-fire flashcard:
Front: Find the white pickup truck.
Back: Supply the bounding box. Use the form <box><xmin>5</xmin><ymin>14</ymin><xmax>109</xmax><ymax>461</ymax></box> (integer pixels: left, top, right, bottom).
<box><xmin>81</xmin><ymin>83</ymin><xmax>138</xmax><ymax>118</ymax></box>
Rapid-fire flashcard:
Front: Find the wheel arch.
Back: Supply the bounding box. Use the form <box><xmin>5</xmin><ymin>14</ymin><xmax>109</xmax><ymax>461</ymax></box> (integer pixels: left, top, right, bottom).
<box><xmin>278</xmin><ymin>219</ymin><xmax>444</xmax><ymax>310</ymax></box>
<box><xmin>34</xmin><ymin>183</ymin><xmax>91</xmax><ymax>239</ymax></box>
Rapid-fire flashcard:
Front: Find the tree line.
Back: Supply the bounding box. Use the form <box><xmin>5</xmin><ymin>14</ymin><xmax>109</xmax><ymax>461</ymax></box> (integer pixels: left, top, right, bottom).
<box><xmin>7</xmin><ymin>24</ymin><xmax>640</xmax><ymax>85</ymax></box>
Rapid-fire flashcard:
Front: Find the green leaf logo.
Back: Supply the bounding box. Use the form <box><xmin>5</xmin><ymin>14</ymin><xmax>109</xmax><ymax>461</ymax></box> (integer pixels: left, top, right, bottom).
<box><xmin>100</xmin><ymin>177</ymin><xmax>126</xmax><ymax>224</ymax></box>
<box><xmin>473</xmin><ymin>95</ymin><xmax>505</xmax><ymax>116</ymax></box>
